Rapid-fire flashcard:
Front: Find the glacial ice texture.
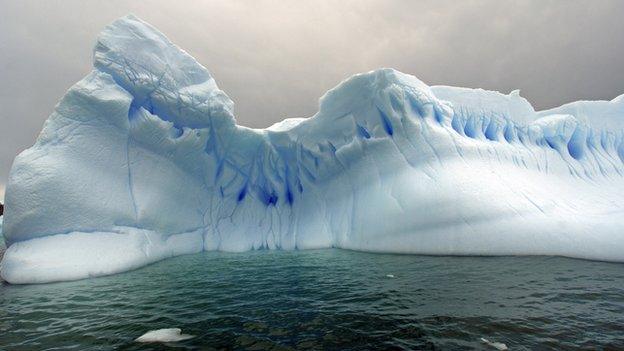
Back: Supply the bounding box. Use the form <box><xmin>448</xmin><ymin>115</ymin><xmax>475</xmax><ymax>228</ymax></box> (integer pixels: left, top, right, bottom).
<box><xmin>2</xmin><ymin>15</ymin><xmax>624</xmax><ymax>284</ymax></box>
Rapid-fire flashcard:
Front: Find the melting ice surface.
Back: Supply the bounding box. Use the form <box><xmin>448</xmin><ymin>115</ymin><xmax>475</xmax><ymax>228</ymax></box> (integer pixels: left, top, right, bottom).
<box><xmin>1</xmin><ymin>15</ymin><xmax>624</xmax><ymax>284</ymax></box>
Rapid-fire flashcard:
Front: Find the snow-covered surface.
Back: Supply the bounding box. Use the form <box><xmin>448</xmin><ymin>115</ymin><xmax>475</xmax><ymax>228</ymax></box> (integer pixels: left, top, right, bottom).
<box><xmin>537</xmin><ymin>94</ymin><xmax>624</xmax><ymax>131</ymax></box>
<box><xmin>1</xmin><ymin>15</ymin><xmax>624</xmax><ymax>284</ymax></box>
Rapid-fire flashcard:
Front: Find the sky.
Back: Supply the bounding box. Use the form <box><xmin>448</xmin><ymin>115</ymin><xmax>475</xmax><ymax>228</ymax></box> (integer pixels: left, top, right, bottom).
<box><xmin>1</xmin><ymin>0</ymin><xmax>624</xmax><ymax>200</ymax></box>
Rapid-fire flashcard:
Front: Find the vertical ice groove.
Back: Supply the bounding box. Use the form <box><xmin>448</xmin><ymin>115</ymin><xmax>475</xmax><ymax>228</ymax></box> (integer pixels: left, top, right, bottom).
<box><xmin>126</xmin><ymin>137</ymin><xmax>139</xmax><ymax>222</ymax></box>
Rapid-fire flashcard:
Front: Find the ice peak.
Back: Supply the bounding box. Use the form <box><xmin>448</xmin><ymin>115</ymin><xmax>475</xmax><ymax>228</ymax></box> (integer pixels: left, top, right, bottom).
<box><xmin>94</xmin><ymin>15</ymin><xmax>235</xmax><ymax>129</ymax></box>
<box><xmin>316</xmin><ymin>68</ymin><xmax>440</xmax><ymax>119</ymax></box>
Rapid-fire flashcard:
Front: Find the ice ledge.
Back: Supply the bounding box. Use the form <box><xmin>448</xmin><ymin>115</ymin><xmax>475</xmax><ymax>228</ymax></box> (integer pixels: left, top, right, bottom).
<box><xmin>0</xmin><ymin>227</ymin><xmax>203</xmax><ymax>284</ymax></box>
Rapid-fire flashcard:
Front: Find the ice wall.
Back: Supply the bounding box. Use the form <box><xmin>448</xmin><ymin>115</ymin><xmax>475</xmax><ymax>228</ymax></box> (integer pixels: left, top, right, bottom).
<box><xmin>2</xmin><ymin>15</ymin><xmax>624</xmax><ymax>284</ymax></box>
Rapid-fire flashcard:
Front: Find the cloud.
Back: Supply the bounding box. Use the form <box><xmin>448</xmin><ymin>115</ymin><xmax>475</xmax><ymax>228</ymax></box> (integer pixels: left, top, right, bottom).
<box><xmin>1</xmin><ymin>0</ymin><xmax>623</xmax><ymax>187</ymax></box>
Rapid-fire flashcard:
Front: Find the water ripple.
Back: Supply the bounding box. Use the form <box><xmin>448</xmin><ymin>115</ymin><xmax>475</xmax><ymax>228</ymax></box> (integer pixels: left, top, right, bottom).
<box><xmin>1</xmin><ymin>250</ymin><xmax>624</xmax><ymax>350</ymax></box>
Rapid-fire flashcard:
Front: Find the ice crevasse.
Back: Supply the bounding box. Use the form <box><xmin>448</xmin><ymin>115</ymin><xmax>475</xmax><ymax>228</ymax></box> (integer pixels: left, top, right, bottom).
<box><xmin>2</xmin><ymin>15</ymin><xmax>624</xmax><ymax>284</ymax></box>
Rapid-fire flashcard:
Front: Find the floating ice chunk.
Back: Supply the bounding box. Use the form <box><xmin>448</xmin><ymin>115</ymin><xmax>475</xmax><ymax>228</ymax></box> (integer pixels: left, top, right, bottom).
<box><xmin>480</xmin><ymin>338</ymin><xmax>508</xmax><ymax>350</ymax></box>
<box><xmin>135</xmin><ymin>328</ymin><xmax>195</xmax><ymax>343</ymax></box>
<box><xmin>386</xmin><ymin>274</ymin><xmax>395</xmax><ymax>278</ymax></box>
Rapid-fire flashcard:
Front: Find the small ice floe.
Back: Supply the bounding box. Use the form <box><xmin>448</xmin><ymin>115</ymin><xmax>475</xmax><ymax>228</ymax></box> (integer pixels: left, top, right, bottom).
<box><xmin>135</xmin><ymin>328</ymin><xmax>195</xmax><ymax>343</ymax></box>
<box><xmin>480</xmin><ymin>337</ymin><xmax>508</xmax><ymax>350</ymax></box>
<box><xmin>386</xmin><ymin>274</ymin><xmax>395</xmax><ymax>278</ymax></box>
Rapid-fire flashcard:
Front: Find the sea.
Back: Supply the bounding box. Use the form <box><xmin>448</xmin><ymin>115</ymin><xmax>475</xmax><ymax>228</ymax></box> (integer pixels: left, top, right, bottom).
<box><xmin>1</xmin><ymin>244</ymin><xmax>623</xmax><ymax>350</ymax></box>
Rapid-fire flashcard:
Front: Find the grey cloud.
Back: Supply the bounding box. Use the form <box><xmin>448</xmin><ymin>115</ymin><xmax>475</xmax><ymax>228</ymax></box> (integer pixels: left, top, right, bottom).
<box><xmin>1</xmin><ymin>0</ymin><xmax>623</xmax><ymax>198</ymax></box>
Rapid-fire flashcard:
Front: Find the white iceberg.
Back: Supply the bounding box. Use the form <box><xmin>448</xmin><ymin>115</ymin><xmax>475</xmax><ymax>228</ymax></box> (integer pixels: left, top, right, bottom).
<box><xmin>1</xmin><ymin>15</ymin><xmax>623</xmax><ymax>284</ymax></box>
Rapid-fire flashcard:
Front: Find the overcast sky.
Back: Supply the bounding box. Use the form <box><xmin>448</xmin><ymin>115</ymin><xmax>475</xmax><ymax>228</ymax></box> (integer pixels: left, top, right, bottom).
<box><xmin>1</xmin><ymin>0</ymin><xmax>623</xmax><ymax>200</ymax></box>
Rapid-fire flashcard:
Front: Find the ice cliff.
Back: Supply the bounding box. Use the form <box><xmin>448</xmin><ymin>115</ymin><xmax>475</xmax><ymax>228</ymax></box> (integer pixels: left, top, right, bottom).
<box><xmin>2</xmin><ymin>15</ymin><xmax>624</xmax><ymax>284</ymax></box>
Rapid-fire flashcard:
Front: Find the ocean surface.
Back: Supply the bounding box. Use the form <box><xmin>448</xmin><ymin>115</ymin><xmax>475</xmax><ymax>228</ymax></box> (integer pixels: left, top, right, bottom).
<box><xmin>1</xmin><ymin>247</ymin><xmax>623</xmax><ymax>350</ymax></box>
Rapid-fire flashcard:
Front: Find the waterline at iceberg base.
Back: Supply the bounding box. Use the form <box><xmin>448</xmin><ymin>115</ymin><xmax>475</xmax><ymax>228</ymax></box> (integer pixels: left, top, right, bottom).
<box><xmin>2</xmin><ymin>15</ymin><xmax>624</xmax><ymax>284</ymax></box>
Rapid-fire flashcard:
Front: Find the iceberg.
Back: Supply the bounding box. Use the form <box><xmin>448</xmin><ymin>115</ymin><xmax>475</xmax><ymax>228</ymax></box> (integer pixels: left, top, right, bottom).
<box><xmin>2</xmin><ymin>15</ymin><xmax>624</xmax><ymax>284</ymax></box>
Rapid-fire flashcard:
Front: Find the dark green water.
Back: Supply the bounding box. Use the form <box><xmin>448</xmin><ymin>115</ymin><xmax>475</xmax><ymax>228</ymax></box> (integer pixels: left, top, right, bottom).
<box><xmin>1</xmin><ymin>249</ymin><xmax>623</xmax><ymax>350</ymax></box>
